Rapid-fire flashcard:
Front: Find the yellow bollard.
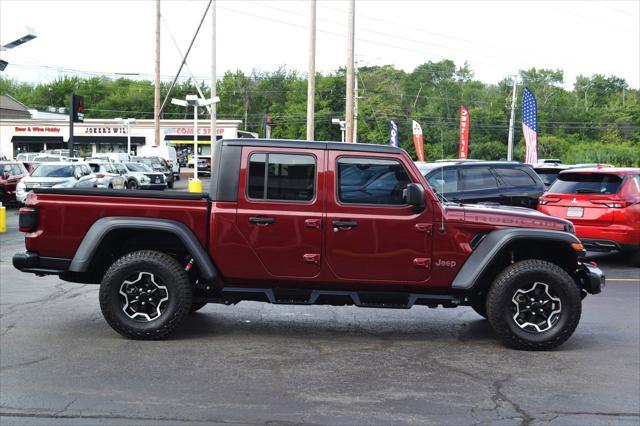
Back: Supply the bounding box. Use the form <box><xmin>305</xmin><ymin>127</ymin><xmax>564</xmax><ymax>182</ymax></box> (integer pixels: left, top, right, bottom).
<box><xmin>0</xmin><ymin>202</ymin><xmax>6</xmax><ymax>233</ymax></box>
<box><xmin>188</xmin><ymin>178</ymin><xmax>202</xmax><ymax>193</ymax></box>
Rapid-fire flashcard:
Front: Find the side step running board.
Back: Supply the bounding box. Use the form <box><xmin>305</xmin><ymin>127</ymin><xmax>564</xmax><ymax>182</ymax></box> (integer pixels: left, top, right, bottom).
<box><xmin>214</xmin><ymin>288</ymin><xmax>460</xmax><ymax>309</ymax></box>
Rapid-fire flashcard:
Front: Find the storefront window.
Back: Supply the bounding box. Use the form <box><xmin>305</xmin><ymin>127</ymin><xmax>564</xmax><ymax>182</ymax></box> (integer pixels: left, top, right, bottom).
<box><xmin>96</xmin><ymin>144</ymin><xmax>137</xmax><ymax>156</ymax></box>
<box><xmin>77</xmin><ymin>144</ymin><xmax>93</xmax><ymax>157</ymax></box>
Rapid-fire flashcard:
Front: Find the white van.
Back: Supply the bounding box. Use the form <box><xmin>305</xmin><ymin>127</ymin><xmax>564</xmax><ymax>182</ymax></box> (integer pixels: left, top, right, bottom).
<box><xmin>140</xmin><ymin>144</ymin><xmax>180</xmax><ymax>179</ymax></box>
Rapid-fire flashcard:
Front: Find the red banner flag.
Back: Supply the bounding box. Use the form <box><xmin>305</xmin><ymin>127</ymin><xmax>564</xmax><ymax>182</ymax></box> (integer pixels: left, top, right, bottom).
<box><xmin>412</xmin><ymin>120</ymin><xmax>425</xmax><ymax>162</ymax></box>
<box><xmin>459</xmin><ymin>105</ymin><xmax>470</xmax><ymax>159</ymax></box>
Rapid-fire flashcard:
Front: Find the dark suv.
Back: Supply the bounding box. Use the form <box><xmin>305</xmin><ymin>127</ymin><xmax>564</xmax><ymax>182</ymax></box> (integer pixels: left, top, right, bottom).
<box><xmin>417</xmin><ymin>160</ymin><xmax>545</xmax><ymax>209</ymax></box>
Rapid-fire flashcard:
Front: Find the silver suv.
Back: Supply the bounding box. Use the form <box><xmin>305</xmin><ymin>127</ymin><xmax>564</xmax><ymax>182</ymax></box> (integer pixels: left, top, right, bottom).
<box><xmin>115</xmin><ymin>162</ymin><xmax>166</xmax><ymax>190</ymax></box>
<box><xmin>87</xmin><ymin>162</ymin><xmax>126</xmax><ymax>189</ymax></box>
<box><xmin>16</xmin><ymin>162</ymin><xmax>97</xmax><ymax>203</ymax></box>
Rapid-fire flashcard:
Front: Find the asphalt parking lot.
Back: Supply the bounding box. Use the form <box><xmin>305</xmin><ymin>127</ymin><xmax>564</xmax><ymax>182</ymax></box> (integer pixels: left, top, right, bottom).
<box><xmin>1</xmin><ymin>191</ymin><xmax>639</xmax><ymax>425</ymax></box>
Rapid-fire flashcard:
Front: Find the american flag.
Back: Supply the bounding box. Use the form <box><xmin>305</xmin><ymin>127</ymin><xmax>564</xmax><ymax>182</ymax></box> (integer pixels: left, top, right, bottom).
<box><xmin>522</xmin><ymin>87</ymin><xmax>538</xmax><ymax>165</ymax></box>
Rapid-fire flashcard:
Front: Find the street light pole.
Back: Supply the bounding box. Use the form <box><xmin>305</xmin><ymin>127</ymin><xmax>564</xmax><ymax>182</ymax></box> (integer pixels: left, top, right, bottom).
<box><xmin>127</xmin><ymin>120</ymin><xmax>131</xmax><ymax>158</ymax></box>
<box><xmin>507</xmin><ymin>76</ymin><xmax>518</xmax><ymax>161</ymax></box>
<box><xmin>194</xmin><ymin>104</ymin><xmax>199</xmax><ymax>180</ymax></box>
<box><xmin>172</xmin><ymin>95</ymin><xmax>219</xmax><ymax>191</ymax></box>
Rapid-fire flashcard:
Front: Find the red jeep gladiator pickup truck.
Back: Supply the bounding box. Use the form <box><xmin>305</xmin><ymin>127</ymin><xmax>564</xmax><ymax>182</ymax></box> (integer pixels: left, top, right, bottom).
<box><xmin>13</xmin><ymin>140</ymin><xmax>604</xmax><ymax>350</ymax></box>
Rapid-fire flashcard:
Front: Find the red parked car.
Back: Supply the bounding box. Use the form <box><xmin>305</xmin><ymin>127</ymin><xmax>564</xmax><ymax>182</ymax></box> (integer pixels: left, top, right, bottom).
<box><xmin>0</xmin><ymin>161</ymin><xmax>29</xmax><ymax>203</ymax></box>
<box><xmin>538</xmin><ymin>167</ymin><xmax>640</xmax><ymax>264</ymax></box>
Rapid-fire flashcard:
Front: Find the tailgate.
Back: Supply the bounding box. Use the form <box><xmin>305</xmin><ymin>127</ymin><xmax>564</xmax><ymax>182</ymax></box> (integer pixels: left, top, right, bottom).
<box><xmin>542</xmin><ymin>172</ymin><xmax>624</xmax><ymax>226</ymax></box>
<box><xmin>542</xmin><ymin>195</ymin><xmax>614</xmax><ymax>226</ymax></box>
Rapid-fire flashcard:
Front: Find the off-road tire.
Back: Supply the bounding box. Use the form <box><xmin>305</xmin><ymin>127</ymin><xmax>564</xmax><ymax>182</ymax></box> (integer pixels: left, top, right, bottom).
<box><xmin>99</xmin><ymin>250</ymin><xmax>192</xmax><ymax>340</ymax></box>
<box><xmin>486</xmin><ymin>259</ymin><xmax>581</xmax><ymax>351</ymax></box>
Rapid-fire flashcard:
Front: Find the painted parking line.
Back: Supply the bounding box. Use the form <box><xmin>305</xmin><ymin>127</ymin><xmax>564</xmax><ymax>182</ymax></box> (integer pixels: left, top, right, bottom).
<box><xmin>607</xmin><ymin>278</ymin><xmax>640</xmax><ymax>282</ymax></box>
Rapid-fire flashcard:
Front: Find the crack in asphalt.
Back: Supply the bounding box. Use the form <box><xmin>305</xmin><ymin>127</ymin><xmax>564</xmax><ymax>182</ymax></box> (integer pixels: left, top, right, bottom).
<box><xmin>0</xmin><ymin>407</ymin><xmax>311</xmax><ymax>425</ymax></box>
<box><xmin>53</xmin><ymin>397</ymin><xmax>77</xmax><ymax>416</ymax></box>
<box><xmin>0</xmin><ymin>282</ymin><xmax>92</xmax><ymax>319</ymax></box>
<box><xmin>0</xmin><ymin>356</ymin><xmax>49</xmax><ymax>373</ymax></box>
<box><xmin>490</xmin><ymin>375</ymin><xmax>534</xmax><ymax>425</ymax></box>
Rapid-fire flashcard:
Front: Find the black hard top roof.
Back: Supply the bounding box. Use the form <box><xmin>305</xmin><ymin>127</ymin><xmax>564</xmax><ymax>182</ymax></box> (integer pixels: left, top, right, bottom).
<box><xmin>222</xmin><ymin>138</ymin><xmax>403</xmax><ymax>154</ymax></box>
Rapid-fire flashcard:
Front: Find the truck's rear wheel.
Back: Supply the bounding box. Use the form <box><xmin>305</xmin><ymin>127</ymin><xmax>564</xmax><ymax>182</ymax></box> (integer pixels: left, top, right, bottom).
<box><xmin>486</xmin><ymin>259</ymin><xmax>581</xmax><ymax>351</ymax></box>
<box><xmin>99</xmin><ymin>250</ymin><xmax>192</xmax><ymax>340</ymax></box>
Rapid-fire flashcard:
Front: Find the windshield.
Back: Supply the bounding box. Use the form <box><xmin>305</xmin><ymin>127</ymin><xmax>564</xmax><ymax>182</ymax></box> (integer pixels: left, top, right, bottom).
<box><xmin>535</xmin><ymin>170</ymin><xmax>560</xmax><ymax>186</ymax></box>
<box><xmin>139</xmin><ymin>158</ymin><xmax>166</xmax><ymax>169</ymax></box>
<box><xmin>548</xmin><ymin>173</ymin><xmax>623</xmax><ymax>194</ymax></box>
<box><xmin>125</xmin><ymin>163</ymin><xmax>152</xmax><ymax>172</ymax></box>
<box><xmin>31</xmin><ymin>164</ymin><xmax>75</xmax><ymax>178</ymax></box>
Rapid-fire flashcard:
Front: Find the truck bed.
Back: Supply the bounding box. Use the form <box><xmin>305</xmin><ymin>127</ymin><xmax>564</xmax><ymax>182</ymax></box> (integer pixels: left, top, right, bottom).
<box><xmin>26</xmin><ymin>188</ymin><xmax>210</xmax><ymax>259</ymax></box>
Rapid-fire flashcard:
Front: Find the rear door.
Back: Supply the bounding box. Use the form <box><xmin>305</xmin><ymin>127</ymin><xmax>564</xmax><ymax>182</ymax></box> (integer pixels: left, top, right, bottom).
<box><xmin>325</xmin><ymin>152</ymin><xmax>433</xmax><ymax>285</ymax></box>
<box><xmin>458</xmin><ymin>166</ymin><xmax>501</xmax><ymax>204</ymax></box>
<box><xmin>236</xmin><ymin>147</ymin><xmax>325</xmax><ymax>279</ymax></box>
<box><xmin>493</xmin><ymin>166</ymin><xmax>543</xmax><ymax>208</ymax></box>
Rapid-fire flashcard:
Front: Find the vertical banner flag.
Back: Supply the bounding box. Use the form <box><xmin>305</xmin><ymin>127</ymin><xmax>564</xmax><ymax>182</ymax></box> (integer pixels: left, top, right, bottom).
<box><xmin>412</xmin><ymin>120</ymin><xmax>425</xmax><ymax>162</ymax></box>
<box><xmin>389</xmin><ymin>120</ymin><xmax>398</xmax><ymax>147</ymax></box>
<box><xmin>522</xmin><ymin>87</ymin><xmax>538</xmax><ymax>165</ymax></box>
<box><xmin>459</xmin><ymin>105</ymin><xmax>470</xmax><ymax>159</ymax></box>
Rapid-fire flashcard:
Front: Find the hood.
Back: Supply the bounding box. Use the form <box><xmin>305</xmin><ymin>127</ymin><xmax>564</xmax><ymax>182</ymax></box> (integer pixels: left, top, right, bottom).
<box><xmin>444</xmin><ymin>202</ymin><xmax>571</xmax><ymax>232</ymax></box>
<box><xmin>22</xmin><ymin>176</ymin><xmax>75</xmax><ymax>186</ymax></box>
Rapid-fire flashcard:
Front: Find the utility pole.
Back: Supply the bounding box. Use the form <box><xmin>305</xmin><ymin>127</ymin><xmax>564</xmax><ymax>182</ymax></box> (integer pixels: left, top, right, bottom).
<box><xmin>306</xmin><ymin>0</ymin><xmax>316</xmax><ymax>141</ymax></box>
<box><xmin>154</xmin><ymin>0</ymin><xmax>161</xmax><ymax>147</ymax></box>
<box><xmin>210</xmin><ymin>0</ymin><xmax>217</xmax><ymax>165</ymax></box>
<box><xmin>353</xmin><ymin>65</ymin><xmax>358</xmax><ymax>143</ymax></box>
<box><xmin>345</xmin><ymin>0</ymin><xmax>355</xmax><ymax>142</ymax></box>
<box><xmin>507</xmin><ymin>76</ymin><xmax>517</xmax><ymax>161</ymax></box>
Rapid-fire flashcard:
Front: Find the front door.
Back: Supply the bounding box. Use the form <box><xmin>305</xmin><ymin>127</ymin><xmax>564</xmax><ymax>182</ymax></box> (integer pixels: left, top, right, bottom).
<box><xmin>325</xmin><ymin>152</ymin><xmax>433</xmax><ymax>285</ymax></box>
<box><xmin>236</xmin><ymin>147</ymin><xmax>325</xmax><ymax>279</ymax></box>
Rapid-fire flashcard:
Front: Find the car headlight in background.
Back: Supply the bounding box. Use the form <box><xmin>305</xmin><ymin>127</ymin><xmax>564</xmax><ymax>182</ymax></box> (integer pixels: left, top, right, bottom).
<box><xmin>16</xmin><ymin>181</ymin><xmax>26</xmax><ymax>194</ymax></box>
<box><xmin>140</xmin><ymin>176</ymin><xmax>150</xmax><ymax>183</ymax></box>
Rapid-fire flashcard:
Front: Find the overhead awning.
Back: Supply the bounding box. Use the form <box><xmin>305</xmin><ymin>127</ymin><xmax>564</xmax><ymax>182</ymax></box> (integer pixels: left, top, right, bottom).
<box><xmin>164</xmin><ymin>135</ymin><xmax>222</xmax><ymax>145</ymax></box>
<box><xmin>73</xmin><ymin>136</ymin><xmax>146</xmax><ymax>145</ymax></box>
<box><xmin>11</xmin><ymin>136</ymin><xmax>64</xmax><ymax>143</ymax></box>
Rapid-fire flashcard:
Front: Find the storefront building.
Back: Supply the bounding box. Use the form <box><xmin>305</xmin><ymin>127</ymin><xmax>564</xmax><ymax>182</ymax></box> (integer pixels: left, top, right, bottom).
<box><xmin>0</xmin><ymin>118</ymin><xmax>248</xmax><ymax>159</ymax></box>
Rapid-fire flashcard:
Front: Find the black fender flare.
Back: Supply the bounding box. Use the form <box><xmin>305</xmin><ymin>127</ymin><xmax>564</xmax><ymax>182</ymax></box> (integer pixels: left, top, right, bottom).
<box><xmin>451</xmin><ymin>228</ymin><xmax>581</xmax><ymax>291</ymax></box>
<box><xmin>68</xmin><ymin>217</ymin><xmax>218</xmax><ymax>283</ymax></box>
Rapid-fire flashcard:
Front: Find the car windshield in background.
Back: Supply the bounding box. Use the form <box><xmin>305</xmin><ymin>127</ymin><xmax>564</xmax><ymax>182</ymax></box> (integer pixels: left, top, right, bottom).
<box><xmin>31</xmin><ymin>164</ymin><xmax>74</xmax><ymax>178</ymax></box>
<box><xmin>125</xmin><ymin>163</ymin><xmax>152</xmax><ymax>172</ymax></box>
<box><xmin>536</xmin><ymin>170</ymin><xmax>560</xmax><ymax>186</ymax></box>
<box><xmin>548</xmin><ymin>173</ymin><xmax>623</xmax><ymax>194</ymax></box>
<box><xmin>140</xmin><ymin>158</ymin><xmax>165</xmax><ymax>169</ymax></box>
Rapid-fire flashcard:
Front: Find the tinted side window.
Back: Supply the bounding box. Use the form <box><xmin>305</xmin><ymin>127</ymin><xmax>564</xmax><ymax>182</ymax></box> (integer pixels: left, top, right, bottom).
<box><xmin>427</xmin><ymin>168</ymin><xmax>459</xmax><ymax>194</ymax></box>
<box><xmin>247</xmin><ymin>153</ymin><xmax>315</xmax><ymax>202</ymax></box>
<box><xmin>460</xmin><ymin>167</ymin><xmax>497</xmax><ymax>190</ymax></box>
<box><xmin>338</xmin><ymin>158</ymin><xmax>411</xmax><ymax>205</ymax></box>
<box><xmin>494</xmin><ymin>168</ymin><xmax>536</xmax><ymax>187</ymax></box>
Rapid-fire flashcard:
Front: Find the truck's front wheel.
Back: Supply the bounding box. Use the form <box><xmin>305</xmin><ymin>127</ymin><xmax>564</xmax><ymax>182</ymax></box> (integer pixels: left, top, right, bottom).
<box><xmin>486</xmin><ymin>259</ymin><xmax>581</xmax><ymax>351</ymax></box>
<box><xmin>99</xmin><ymin>250</ymin><xmax>193</xmax><ymax>340</ymax></box>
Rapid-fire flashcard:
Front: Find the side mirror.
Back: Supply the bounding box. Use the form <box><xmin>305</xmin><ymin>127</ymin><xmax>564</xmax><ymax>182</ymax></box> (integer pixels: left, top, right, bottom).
<box><xmin>74</xmin><ymin>169</ymin><xmax>82</xmax><ymax>179</ymax></box>
<box><xmin>405</xmin><ymin>183</ymin><xmax>425</xmax><ymax>211</ymax></box>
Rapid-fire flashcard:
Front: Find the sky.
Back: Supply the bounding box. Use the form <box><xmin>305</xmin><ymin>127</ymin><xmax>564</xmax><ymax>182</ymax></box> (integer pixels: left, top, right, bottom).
<box><xmin>1</xmin><ymin>0</ymin><xmax>639</xmax><ymax>90</ymax></box>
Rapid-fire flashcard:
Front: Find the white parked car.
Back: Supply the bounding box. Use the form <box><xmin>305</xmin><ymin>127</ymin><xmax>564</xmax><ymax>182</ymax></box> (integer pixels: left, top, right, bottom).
<box><xmin>16</xmin><ymin>162</ymin><xmax>97</xmax><ymax>203</ymax></box>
